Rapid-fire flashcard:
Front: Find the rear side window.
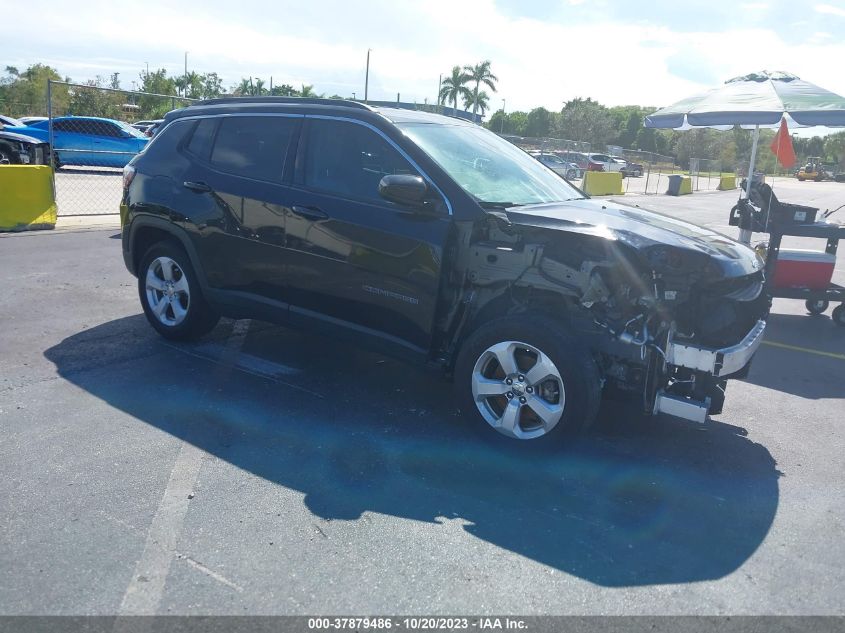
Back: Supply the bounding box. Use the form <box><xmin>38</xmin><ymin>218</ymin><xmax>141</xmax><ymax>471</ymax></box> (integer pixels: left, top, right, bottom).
<box><xmin>209</xmin><ymin>116</ymin><xmax>297</xmax><ymax>183</ymax></box>
<box><xmin>303</xmin><ymin>119</ymin><xmax>417</xmax><ymax>203</ymax></box>
<box><xmin>186</xmin><ymin>119</ymin><xmax>216</xmax><ymax>160</ymax></box>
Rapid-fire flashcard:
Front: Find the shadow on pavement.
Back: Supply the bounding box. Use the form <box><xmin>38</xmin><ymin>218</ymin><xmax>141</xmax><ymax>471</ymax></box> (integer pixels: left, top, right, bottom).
<box><xmin>44</xmin><ymin>315</ymin><xmax>781</xmax><ymax>588</ymax></box>
<box><xmin>742</xmin><ymin>311</ymin><xmax>845</xmax><ymax>399</ymax></box>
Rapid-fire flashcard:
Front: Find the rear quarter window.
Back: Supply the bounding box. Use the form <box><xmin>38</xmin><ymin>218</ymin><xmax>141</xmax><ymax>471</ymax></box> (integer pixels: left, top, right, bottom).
<box><xmin>185</xmin><ymin>119</ymin><xmax>217</xmax><ymax>160</ymax></box>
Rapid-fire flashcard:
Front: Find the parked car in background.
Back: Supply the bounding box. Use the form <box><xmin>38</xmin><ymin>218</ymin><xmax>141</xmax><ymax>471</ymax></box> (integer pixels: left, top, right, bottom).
<box><xmin>145</xmin><ymin>120</ymin><xmax>165</xmax><ymax>137</ymax></box>
<box><xmin>618</xmin><ymin>158</ymin><xmax>644</xmax><ymax>177</ymax></box>
<box><xmin>132</xmin><ymin>119</ymin><xmax>164</xmax><ymax>137</ymax></box>
<box><xmin>19</xmin><ymin>116</ymin><xmax>48</xmax><ymax>126</ymax></box>
<box><xmin>0</xmin><ymin>115</ymin><xmax>26</xmax><ymax>127</ymax></box>
<box><xmin>7</xmin><ymin>116</ymin><xmax>148</xmax><ymax>168</ymax></box>
<box><xmin>531</xmin><ymin>152</ymin><xmax>582</xmax><ymax>179</ymax></box>
<box><xmin>0</xmin><ymin>128</ymin><xmax>52</xmax><ymax>165</ymax></box>
<box><xmin>586</xmin><ymin>153</ymin><xmax>623</xmax><ymax>172</ymax></box>
<box><xmin>555</xmin><ymin>151</ymin><xmax>590</xmax><ymax>171</ymax></box>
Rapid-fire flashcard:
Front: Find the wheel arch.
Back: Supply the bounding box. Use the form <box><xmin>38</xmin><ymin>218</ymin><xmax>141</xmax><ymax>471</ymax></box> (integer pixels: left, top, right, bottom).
<box><xmin>126</xmin><ymin>216</ymin><xmax>211</xmax><ymax>294</ymax></box>
<box><xmin>446</xmin><ymin>285</ymin><xmax>580</xmax><ymax>372</ymax></box>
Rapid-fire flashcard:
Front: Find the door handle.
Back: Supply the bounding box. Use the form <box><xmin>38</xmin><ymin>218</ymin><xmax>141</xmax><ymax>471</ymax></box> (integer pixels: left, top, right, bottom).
<box><xmin>183</xmin><ymin>181</ymin><xmax>211</xmax><ymax>193</ymax></box>
<box><xmin>291</xmin><ymin>205</ymin><xmax>329</xmax><ymax>221</ymax></box>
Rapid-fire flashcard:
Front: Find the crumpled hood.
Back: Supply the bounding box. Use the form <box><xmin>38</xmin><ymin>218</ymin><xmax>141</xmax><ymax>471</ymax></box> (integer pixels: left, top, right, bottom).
<box><xmin>504</xmin><ymin>198</ymin><xmax>763</xmax><ymax>278</ymax></box>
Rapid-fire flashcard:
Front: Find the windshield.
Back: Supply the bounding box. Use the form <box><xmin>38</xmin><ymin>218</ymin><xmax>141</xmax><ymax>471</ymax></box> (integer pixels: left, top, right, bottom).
<box><xmin>398</xmin><ymin>123</ymin><xmax>582</xmax><ymax>206</ymax></box>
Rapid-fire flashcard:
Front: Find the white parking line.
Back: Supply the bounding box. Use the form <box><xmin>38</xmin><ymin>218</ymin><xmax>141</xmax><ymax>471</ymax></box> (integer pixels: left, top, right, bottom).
<box><xmin>117</xmin><ymin>320</ymin><xmax>254</xmax><ymax>617</ymax></box>
<box><xmin>117</xmin><ymin>441</ymin><xmax>205</xmax><ymax>615</ymax></box>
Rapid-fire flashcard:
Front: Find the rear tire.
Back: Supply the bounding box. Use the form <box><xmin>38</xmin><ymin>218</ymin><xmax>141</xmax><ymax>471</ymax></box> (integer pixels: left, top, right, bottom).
<box><xmin>454</xmin><ymin>315</ymin><xmax>602</xmax><ymax>442</ymax></box>
<box><xmin>138</xmin><ymin>241</ymin><xmax>219</xmax><ymax>341</ymax></box>
<box><xmin>806</xmin><ymin>299</ymin><xmax>829</xmax><ymax>315</ymax></box>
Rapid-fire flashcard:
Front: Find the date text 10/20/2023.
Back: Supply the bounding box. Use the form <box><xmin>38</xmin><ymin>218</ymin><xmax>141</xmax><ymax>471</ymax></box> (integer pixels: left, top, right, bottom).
<box><xmin>307</xmin><ymin>617</ymin><xmax>528</xmax><ymax>630</ymax></box>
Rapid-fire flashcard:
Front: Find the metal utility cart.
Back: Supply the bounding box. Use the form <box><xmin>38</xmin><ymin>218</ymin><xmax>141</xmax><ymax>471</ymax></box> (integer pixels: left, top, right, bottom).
<box><xmin>730</xmin><ymin>181</ymin><xmax>845</xmax><ymax>326</ymax></box>
<box><xmin>764</xmin><ymin>222</ymin><xmax>845</xmax><ymax>325</ymax></box>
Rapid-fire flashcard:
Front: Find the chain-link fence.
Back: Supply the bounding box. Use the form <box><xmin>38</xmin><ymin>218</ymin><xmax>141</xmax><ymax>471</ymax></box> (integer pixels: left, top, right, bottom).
<box><xmin>688</xmin><ymin>157</ymin><xmax>723</xmax><ymax>192</ymax></box>
<box><xmin>613</xmin><ymin>149</ymin><xmax>678</xmax><ymax>195</ymax></box>
<box><xmin>44</xmin><ymin>80</ymin><xmax>194</xmax><ymax>216</ymax></box>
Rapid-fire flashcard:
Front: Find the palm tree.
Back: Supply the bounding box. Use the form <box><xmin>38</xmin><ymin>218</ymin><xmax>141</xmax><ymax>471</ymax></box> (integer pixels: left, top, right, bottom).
<box><xmin>254</xmin><ymin>78</ymin><xmax>266</xmax><ymax>95</ymax></box>
<box><xmin>439</xmin><ymin>66</ymin><xmax>471</xmax><ymax>116</ymax></box>
<box><xmin>463</xmin><ymin>60</ymin><xmax>498</xmax><ymax>120</ymax></box>
<box><xmin>236</xmin><ymin>78</ymin><xmax>252</xmax><ymax>96</ymax></box>
<box><xmin>298</xmin><ymin>84</ymin><xmax>319</xmax><ymax>98</ymax></box>
<box><xmin>463</xmin><ymin>87</ymin><xmax>490</xmax><ymax>116</ymax></box>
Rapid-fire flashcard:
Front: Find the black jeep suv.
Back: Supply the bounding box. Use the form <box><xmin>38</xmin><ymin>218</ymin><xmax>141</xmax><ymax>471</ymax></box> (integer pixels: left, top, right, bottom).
<box><xmin>121</xmin><ymin>97</ymin><xmax>768</xmax><ymax>441</ymax></box>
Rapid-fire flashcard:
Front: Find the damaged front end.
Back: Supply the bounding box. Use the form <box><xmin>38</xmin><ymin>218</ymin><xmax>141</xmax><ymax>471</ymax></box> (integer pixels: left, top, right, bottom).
<box><xmin>455</xmin><ymin>201</ymin><xmax>770</xmax><ymax>425</ymax></box>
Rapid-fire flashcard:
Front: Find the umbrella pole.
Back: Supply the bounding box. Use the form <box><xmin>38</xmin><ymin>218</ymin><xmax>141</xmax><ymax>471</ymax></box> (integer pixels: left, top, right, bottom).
<box><xmin>739</xmin><ymin>125</ymin><xmax>760</xmax><ymax>245</ymax></box>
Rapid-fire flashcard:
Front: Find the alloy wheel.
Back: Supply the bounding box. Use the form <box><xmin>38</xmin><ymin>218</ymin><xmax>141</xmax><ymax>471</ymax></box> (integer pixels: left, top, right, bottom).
<box><xmin>145</xmin><ymin>256</ymin><xmax>190</xmax><ymax>327</ymax></box>
<box><xmin>471</xmin><ymin>341</ymin><xmax>566</xmax><ymax>439</ymax></box>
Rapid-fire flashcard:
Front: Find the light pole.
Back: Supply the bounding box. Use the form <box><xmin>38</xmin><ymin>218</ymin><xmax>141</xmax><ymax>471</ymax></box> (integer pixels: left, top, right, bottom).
<box><xmin>364</xmin><ymin>49</ymin><xmax>372</xmax><ymax>103</ymax></box>
<box><xmin>184</xmin><ymin>51</ymin><xmax>188</xmax><ymax>98</ymax></box>
<box><xmin>500</xmin><ymin>99</ymin><xmax>506</xmax><ymax>133</ymax></box>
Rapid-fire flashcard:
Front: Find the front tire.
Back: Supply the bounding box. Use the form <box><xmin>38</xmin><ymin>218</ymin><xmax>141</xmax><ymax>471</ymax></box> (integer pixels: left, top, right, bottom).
<box><xmin>138</xmin><ymin>241</ymin><xmax>219</xmax><ymax>340</ymax></box>
<box><xmin>454</xmin><ymin>316</ymin><xmax>602</xmax><ymax>441</ymax></box>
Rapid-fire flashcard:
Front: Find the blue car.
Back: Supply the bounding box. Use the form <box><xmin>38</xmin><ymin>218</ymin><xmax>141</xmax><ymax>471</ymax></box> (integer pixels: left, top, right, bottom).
<box><xmin>6</xmin><ymin>116</ymin><xmax>148</xmax><ymax>168</ymax></box>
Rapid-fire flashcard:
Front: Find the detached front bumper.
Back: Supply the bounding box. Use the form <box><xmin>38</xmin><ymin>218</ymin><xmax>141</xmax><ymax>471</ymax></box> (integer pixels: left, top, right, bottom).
<box><xmin>653</xmin><ymin>319</ymin><xmax>766</xmax><ymax>423</ymax></box>
<box><xmin>666</xmin><ymin>319</ymin><xmax>767</xmax><ymax>378</ymax></box>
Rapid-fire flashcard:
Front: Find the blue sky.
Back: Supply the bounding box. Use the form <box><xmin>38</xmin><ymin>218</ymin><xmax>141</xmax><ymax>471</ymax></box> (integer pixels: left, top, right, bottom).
<box><xmin>3</xmin><ymin>0</ymin><xmax>845</xmax><ymax>119</ymax></box>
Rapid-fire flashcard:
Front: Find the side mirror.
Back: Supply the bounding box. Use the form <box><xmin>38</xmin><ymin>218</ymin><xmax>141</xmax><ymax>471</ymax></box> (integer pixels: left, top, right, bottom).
<box><xmin>378</xmin><ymin>174</ymin><xmax>428</xmax><ymax>208</ymax></box>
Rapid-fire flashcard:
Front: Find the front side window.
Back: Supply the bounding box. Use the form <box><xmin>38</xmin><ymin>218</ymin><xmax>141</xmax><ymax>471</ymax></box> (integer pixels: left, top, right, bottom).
<box><xmin>210</xmin><ymin>116</ymin><xmax>298</xmax><ymax>183</ymax></box>
<box><xmin>399</xmin><ymin>122</ymin><xmax>582</xmax><ymax>206</ymax></box>
<box><xmin>304</xmin><ymin>119</ymin><xmax>417</xmax><ymax>203</ymax></box>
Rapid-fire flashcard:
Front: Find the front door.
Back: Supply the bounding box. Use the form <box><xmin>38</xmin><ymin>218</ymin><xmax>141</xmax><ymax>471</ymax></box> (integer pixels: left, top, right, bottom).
<box><xmin>284</xmin><ymin>117</ymin><xmax>451</xmax><ymax>350</ymax></box>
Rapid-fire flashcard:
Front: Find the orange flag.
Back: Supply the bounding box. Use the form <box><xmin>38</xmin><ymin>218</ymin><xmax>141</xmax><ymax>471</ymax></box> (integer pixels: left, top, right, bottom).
<box><xmin>770</xmin><ymin>118</ymin><xmax>796</xmax><ymax>169</ymax></box>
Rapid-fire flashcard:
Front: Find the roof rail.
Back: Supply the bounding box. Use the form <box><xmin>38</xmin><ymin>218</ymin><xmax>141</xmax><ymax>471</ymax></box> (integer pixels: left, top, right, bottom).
<box><xmin>194</xmin><ymin>96</ymin><xmax>373</xmax><ymax>110</ymax></box>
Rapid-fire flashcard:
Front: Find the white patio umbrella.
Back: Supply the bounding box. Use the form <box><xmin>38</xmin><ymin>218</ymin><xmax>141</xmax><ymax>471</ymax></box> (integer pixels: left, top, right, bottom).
<box><xmin>645</xmin><ymin>71</ymin><xmax>845</xmax><ymax>207</ymax></box>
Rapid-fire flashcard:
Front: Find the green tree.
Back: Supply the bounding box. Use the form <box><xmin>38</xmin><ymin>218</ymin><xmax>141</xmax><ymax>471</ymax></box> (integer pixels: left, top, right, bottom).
<box><xmin>525</xmin><ymin>107</ymin><xmax>552</xmax><ymax>137</ymax></box>
<box><xmin>635</xmin><ymin>126</ymin><xmax>658</xmax><ymax>153</ymax></box>
<box><xmin>200</xmin><ymin>73</ymin><xmax>224</xmax><ymax>99</ymax></box>
<box><xmin>271</xmin><ymin>84</ymin><xmax>298</xmax><ymax>96</ymax></box>
<box><xmin>462</xmin><ymin>60</ymin><xmax>497</xmax><ymax>119</ymax></box>
<box><xmin>67</xmin><ymin>76</ymin><xmax>123</xmax><ymax>118</ymax></box>
<box><xmin>138</xmin><ymin>69</ymin><xmax>179</xmax><ymax>118</ymax></box>
<box><xmin>298</xmin><ymin>84</ymin><xmax>321</xmax><ymax>98</ymax></box>
<box><xmin>0</xmin><ymin>63</ymin><xmax>67</xmax><ymax>116</ymax></box>
<box><xmin>557</xmin><ymin>98</ymin><xmax>616</xmax><ymax>147</ymax></box>
<box><xmin>439</xmin><ymin>66</ymin><xmax>470</xmax><ymax>116</ymax></box>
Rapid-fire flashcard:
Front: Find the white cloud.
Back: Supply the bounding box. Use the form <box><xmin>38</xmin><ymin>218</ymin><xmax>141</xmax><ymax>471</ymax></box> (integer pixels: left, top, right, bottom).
<box><xmin>815</xmin><ymin>3</ymin><xmax>845</xmax><ymax>17</ymax></box>
<box><xmin>4</xmin><ymin>0</ymin><xmax>845</xmax><ymax>115</ymax></box>
<box><xmin>740</xmin><ymin>2</ymin><xmax>770</xmax><ymax>10</ymax></box>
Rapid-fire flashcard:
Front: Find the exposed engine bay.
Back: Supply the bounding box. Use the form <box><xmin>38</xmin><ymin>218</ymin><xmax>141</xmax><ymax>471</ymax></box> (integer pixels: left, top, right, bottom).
<box><xmin>452</xmin><ymin>205</ymin><xmax>770</xmax><ymax>423</ymax></box>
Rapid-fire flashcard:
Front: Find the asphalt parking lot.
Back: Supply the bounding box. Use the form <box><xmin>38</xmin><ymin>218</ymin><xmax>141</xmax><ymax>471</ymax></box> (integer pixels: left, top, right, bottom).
<box><xmin>2</xmin><ymin>183</ymin><xmax>845</xmax><ymax>615</ymax></box>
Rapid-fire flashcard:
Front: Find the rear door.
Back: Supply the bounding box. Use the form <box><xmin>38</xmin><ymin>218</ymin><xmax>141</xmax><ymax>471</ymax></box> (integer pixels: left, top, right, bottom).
<box><xmin>283</xmin><ymin>116</ymin><xmax>451</xmax><ymax>351</ymax></box>
<box><xmin>183</xmin><ymin>114</ymin><xmax>303</xmax><ymax>304</ymax></box>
